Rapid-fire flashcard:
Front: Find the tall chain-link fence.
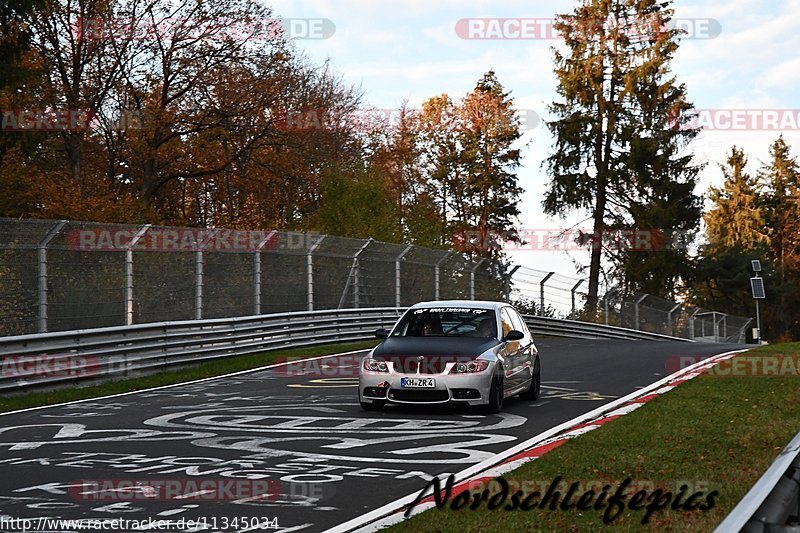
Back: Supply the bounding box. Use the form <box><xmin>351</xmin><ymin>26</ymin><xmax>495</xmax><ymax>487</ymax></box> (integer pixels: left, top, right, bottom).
<box><xmin>0</xmin><ymin>218</ymin><xmax>504</xmax><ymax>336</ymax></box>
<box><xmin>0</xmin><ymin>218</ymin><xmax>754</xmax><ymax>342</ymax></box>
<box><xmin>511</xmin><ymin>267</ymin><xmax>754</xmax><ymax>343</ymax></box>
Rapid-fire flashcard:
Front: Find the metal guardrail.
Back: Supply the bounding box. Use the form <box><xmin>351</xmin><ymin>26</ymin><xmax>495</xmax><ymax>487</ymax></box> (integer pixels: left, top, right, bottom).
<box><xmin>522</xmin><ymin>315</ymin><xmax>694</xmax><ymax>342</ymax></box>
<box><xmin>0</xmin><ymin>308</ymin><xmax>404</xmax><ymax>393</ymax></box>
<box><xmin>716</xmin><ymin>430</ymin><xmax>800</xmax><ymax>532</ymax></box>
<box><xmin>0</xmin><ymin>307</ymin><xmax>693</xmax><ymax>394</ymax></box>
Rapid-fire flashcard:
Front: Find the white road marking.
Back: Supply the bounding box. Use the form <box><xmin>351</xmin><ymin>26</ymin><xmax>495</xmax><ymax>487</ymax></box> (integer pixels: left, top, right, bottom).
<box><xmin>0</xmin><ymin>348</ymin><xmax>372</xmax><ymax>417</ymax></box>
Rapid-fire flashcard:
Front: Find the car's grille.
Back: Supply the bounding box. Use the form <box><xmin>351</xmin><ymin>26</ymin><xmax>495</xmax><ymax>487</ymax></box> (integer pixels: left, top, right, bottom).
<box><xmin>388</xmin><ymin>389</ymin><xmax>450</xmax><ymax>402</ymax></box>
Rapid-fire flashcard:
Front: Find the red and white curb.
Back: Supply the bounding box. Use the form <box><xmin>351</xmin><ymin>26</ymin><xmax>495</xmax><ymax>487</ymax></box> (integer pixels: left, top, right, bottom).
<box><xmin>325</xmin><ymin>348</ymin><xmax>748</xmax><ymax>533</ymax></box>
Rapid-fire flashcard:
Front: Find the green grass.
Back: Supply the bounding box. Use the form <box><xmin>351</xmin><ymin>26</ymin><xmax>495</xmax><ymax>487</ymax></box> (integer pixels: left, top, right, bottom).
<box><xmin>0</xmin><ymin>340</ymin><xmax>377</xmax><ymax>414</ymax></box>
<box><xmin>390</xmin><ymin>343</ymin><xmax>800</xmax><ymax>532</ymax></box>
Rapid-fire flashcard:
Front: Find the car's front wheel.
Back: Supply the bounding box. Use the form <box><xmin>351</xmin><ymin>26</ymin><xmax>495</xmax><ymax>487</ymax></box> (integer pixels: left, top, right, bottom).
<box><xmin>360</xmin><ymin>400</ymin><xmax>385</xmax><ymax>411</ymax></box>
<box><xmin>520</xmin><ymin>357</ymin><xmax>541</xmax><ymax>401</ymax></box>
<box><xmin>485</xmin><ymin>370</ymin><xmax>504</xmax><ymax>413</ymax></box>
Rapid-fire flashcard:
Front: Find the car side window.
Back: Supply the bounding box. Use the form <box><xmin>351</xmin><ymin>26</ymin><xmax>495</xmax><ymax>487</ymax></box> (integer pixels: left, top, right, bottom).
<box><xmin>500</xmin><ymin>308</ymin><xmax>514</xmax><ymax>339</ymax></box>
<box><xmin>509</xmin><ymin>308</ymin><xmax>529</xmax><ymax>337</ymax></box>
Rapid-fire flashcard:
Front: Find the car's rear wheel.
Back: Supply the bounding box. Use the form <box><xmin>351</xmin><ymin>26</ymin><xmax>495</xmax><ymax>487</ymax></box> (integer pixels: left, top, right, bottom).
<box><xmin>360</xmin><ymin>400</ymin><xmax>385</xmax><ymax>411</ymax></box>
<box><xmin>520</xmin><ymin>357</ymin><xmax>541</xmax><ymax>401</ymax></box>
<box><xmin>485</xmin><ymin>371</ymin><xmax>504</xmax><ymax>413</ymax></box>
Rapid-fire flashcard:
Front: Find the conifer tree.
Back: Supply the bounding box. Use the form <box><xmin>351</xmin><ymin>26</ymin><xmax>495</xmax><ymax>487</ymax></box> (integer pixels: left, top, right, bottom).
<box><xmin>545</xmin><ymin>0</ymin><xmax>701</xmax><ymax>307</ymax></box>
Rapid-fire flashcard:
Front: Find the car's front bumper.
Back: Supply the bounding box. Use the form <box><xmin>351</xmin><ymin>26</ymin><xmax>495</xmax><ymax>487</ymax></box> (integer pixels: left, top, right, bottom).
<box><xmin>358</xmin><ymin>369</ymin><xmax>493</xmax><ymax>406</ymax></box>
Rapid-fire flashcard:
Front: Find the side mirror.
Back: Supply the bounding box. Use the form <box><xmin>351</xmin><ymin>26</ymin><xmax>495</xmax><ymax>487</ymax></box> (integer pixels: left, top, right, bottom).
<box><xmin>374</xmin><ymin>328</ymin><xmax>390</xmax><ymax>339</ymax></box>
<box><xmin>503</xmin><ymin>329</ymin><xmax>524</xmax><ymax>342</ymax></box>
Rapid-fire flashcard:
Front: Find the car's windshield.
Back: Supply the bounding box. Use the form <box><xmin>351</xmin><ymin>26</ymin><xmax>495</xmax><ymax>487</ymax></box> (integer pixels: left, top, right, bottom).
<box><xmin>391</xmin><ymin>307</ymin><xmax>497</xmax><ymax>338</ymax></box>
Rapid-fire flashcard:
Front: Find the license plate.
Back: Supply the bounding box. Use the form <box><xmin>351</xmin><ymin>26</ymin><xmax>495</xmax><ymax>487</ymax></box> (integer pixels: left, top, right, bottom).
<box><xmin>400</xmin><ymin>377</ymin><xmax>435</xmax><ymax>388</ymax></box>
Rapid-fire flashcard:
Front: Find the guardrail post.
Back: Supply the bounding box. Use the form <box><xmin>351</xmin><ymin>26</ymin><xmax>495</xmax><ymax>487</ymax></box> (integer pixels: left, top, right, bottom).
<box><xmin>470</xmin><ymin>258</ymin><xmax>486</xmax><ymax>300</ymax></box>
<box><xmin>253</xmin><ymin>231</ymin><xmax>276</xmax><ymax>315</ymax></box>
<box><xmin>503</xmin><ymin>264</ymin><xmax>521</xmax><ymax>302</ymax></box>
<box><xmin>395</xmin><ymin>245</ymin><xmax>414</xmax><ymax>308</ymax></box>
<box><xmin>570</xmin><ymin>279</ymin><xmax>585</xmax><ymax>319</ymax></box>
<box><xmin>125</xmin><ymin>224</ymin><xmax>151</xmax><ymax>326</ymax></box>
<box><xmin>634</xmin><ymin>294</ymin><xmax>648</xmax><ymax>331</ymax></box>
<box><xmin>540</xmin><ymin>272</ymin><xmax>555</xmax><ymax>316</ymax></box>
<box><xmin>307</xmin><ymin>235</ymin><xmax>325</xmax><ymax>311</ymax></box>
<box><xmin>434</xmin><ymin>251</ymin><xmax>451</xmax><ymax>300</ymax></box>
<box><xmin>37</xmin><ymin>220</ymin><xmax>67</xmax><ymax>333</ymax></box>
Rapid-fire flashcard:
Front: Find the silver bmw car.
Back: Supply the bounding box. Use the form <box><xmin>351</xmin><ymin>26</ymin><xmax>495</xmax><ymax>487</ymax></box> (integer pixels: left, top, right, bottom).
<box><xmin>358</xmin><ymin>300</ymin><xmax>540</xmax><ymax>412</ymax></box>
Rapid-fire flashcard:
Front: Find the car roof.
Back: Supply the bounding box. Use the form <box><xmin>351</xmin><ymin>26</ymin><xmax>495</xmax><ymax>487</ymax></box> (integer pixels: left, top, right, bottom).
<box><xmin>409</xmin><ymin>300</ymin><xmax>508</xmax><ymax>311</ymax></box>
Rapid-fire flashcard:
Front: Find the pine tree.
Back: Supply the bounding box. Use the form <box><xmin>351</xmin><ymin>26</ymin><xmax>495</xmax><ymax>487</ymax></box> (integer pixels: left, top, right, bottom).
<box><xmin>705</xmin><ymin>146</ymin><xmax>767</xmax><ymax>250</ymax></box>
<box><xmin>457</xmin><ymin>70</ymin><xmax>524</xmax><ymax>261</ymax></box>
<box><xmin>417</xmin><ymin>71</ymin><xmax>524</xmax><ymax>260</ymax></box>
<box><xmin>544</xmin><ymin>0</ymin><xmax>701</xmax><ymax>307</ymax></box>
<box><xmin>759</xmin><ymin>136</ymin><xmax>800</xmax><ymax>339</ymax></box>
<box><xmin>692</xmin><ymin>139</ymin><xmax>800</xmax><ymax>342</ymax></box>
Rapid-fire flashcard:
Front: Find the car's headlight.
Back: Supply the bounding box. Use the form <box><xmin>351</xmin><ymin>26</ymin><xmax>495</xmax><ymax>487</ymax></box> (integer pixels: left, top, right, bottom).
<box><xmin>450</xmin><ymin>360</ymin><xmax>490</xmax><ymax>374</ymax></box>
<box><xmin>362</xmin><ymin>358</ymin><xmax>389</xmax><ymax>373</ymax></box>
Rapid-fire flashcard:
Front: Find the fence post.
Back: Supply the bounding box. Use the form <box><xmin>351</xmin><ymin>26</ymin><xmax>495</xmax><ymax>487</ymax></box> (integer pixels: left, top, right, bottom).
<box><xmin>434</xmin><ymin>251</ymin><xmax>451</xmax><ymax>300</ymax></box>
<box><xmin>689</xmin><ymin>308</ymin><xmax>699</xmax><ymax>340</ymax></box>
<box><xmin>195</xmin><ymin>229</ymin><xmax>218</xmax><ymax>320</ymax></box>
<box><xmin>395</xmin><ymin>245</ymin><xmax>414</xmax><ymax>308</ymax></box>
<box><xmin>634</xmin><ymin>294</ymin><xmax>648</xmax><ymax>330</ymax></box>
<box><xmin>503</xmin><ymin>265</ymin><xmax>521</xmax><ymax>302</ymax></box>
<box><xmin>339</xmin><ymin>238</ymin><xmax>372</xmax><ymax>309</ymax></box>
<box><xmin>570</xmin><ymin>279</ymin><xmax>584</xmax><ymax>319</ymax></box>
<box><xmin>603</xmin><ymin>289</ymin><xmax>618</xmax><ymax>325</ymax></box>
<box><xmin>738</xmin><ymin>318</ymin><xmax>753</xmax><ymax>344</ymax></box>
<box><xmin>667</xmin><ymin>303</ymin><xmax>681</xmax><ymax>335</ymax></box>
<box><xmin>307</xmin><ymin>235</ymin><xmax>325</xmax><ymax>311</ymax></box>
<box><xmin>712</xmin><ymin>312</ymin><xmax>727</xmax><ymax>343</ymax></box>
<box><xmin>470</xmin><ymin>258</ymin><xmax>486</xmax><ymax>300</ymax></box>
<box><xmin>253</xmin><ymin>230</ymin><xmax>276</xmax><ymax>315</ymax></box>
<box><xmin>539</xmin><ymin>272</ymin><xmax>555</xmax><ymax>316</ymax></box>
<box><xmin>195</xmin><ymin>250</ymin><xmax>204</xmax><ymax>320</ymax></box>
<box><xmin>37</xmin><ymin>220</ymin><xmax>67</xmax><ymax>333</ymax></box>
<box><xmin>353</xmin><ymin>238</ymin><xmax>372</xmax><ymax>308</ymax></box>
<box><xmin>125</xmin><ymin>224</ymin><xmax>151</xmax><ymax>326</ymax></box>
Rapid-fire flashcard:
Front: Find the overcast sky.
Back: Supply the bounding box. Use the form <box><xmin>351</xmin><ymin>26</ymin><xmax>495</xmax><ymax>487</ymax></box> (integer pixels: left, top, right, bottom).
<box><xmin>269</xmin><ymin>0</ymin><xmax>800</xmax><ymax>282</ymax></box>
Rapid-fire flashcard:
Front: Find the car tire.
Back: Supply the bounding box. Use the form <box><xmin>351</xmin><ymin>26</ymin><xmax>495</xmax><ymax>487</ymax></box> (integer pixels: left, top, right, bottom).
<box><xmin>360</xmin><ymin>400</ymin><xmax>385</xmax><ymax>411</ymax></box>
<box><xmin>485</xmin><ymin>370</ymin><xmax>504</xmax><ymax>413</ymax></box>
<box><xmin>520</xmin><ymin>357</ymin><xmax>541</xmax><ymax>401</ymax></box>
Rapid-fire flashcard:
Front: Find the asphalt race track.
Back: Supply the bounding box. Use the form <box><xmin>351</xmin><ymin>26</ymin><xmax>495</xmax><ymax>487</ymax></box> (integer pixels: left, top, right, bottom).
<box><xmin>0</xmin><ymin>338</ymin><xmax>743</xmax><ymax>533</ymax></box>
